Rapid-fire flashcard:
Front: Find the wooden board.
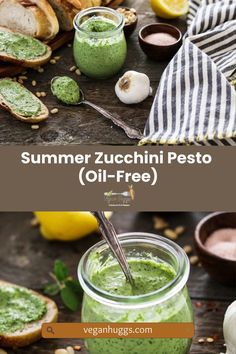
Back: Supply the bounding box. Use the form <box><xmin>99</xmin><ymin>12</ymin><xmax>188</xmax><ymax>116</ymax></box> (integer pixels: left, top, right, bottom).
<box><xmin>0</xmin><ymin>212</ymin><xmax>233</xmax><ymax>354</ymax></box>
<box><xmin>0</xmin><ymin>0</ymin><xmax>124</xmax><ymax>78</ymax></box>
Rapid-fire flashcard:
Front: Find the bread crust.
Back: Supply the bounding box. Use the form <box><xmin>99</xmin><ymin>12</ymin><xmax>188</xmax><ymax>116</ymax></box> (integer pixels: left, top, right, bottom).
<box><xmin>28</xmin><ymin>0</ymin><xmax>59</xmax><ymax>39</ymax></box>
<box><xmin>47</xmin><ymin>0</ymin><xmax>81</xmax><ymax>31</ymax></box>
<box><xmin>0</xmin><ymin>280</ymin><xmax>58</xmax><ymax>348</ymax></box>
<box><xmin>0</xmin><ymin>78</ymin><xmax>49</xmax><ymax>123</ymax></box>
<box><xmin>0</xmin><ymin>0</ymin><xmax>59</xmax><ymax>40</ymax></box>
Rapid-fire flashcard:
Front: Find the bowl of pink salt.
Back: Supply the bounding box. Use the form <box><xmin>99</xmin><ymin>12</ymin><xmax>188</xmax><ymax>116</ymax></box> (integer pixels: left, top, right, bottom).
<box><xmin>195</xmin><ymin>212</ymin><xmax>236</xmax><ymax>286</ymax></box>
<box><xmin>138</xmin><ymin>23</ymin><xmax>182</xmax><ymax>61</ymax></box>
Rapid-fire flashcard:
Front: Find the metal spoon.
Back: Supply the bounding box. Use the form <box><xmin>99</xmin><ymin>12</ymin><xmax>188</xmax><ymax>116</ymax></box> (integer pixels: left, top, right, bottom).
<box><xmin>51</xmin><ymin>77</ymin><xmax>143</xmax><ymax>140</ymax></box>
<box><xmin>92</xmin><ymin>211</ymin><xmax>135</xmax><ymax>286</ymax></box>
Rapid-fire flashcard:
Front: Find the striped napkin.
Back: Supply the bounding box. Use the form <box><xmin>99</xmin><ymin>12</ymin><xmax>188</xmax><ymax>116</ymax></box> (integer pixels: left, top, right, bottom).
<box><xmin>141</xmin><ymin>0</ymin><xmax>236</xmax><ymax>146</ymax></box>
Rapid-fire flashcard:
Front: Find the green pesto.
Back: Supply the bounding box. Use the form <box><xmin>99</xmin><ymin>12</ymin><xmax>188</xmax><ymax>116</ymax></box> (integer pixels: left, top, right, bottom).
<box><xmin>0</xmin><ymin>286</ymin><xmax>47</xmax><ymax>334</ymax></box>
<box><xmin>73</xmin><ymin>17</ymin><xmax>127</xmax><ymax>79</ymax></box>
<box><xmin>0</xmin><ymin>30</ymin><xmax>47</xmax><ymax>60</ymax></box>
<box><xmin>0</xmin><ymin>79</ymin><xmax>41</xmax><ymax>117</ymax></box>
<box><xmin>91</xmin><ymin>259</ymin><xmax>176</xmax><ymax>296</ymax></box>
<box><xmin>51</xmin><ymin>76</ymin><xmax>80</xmax><ymax>105</ymax></box>
<box><xmin>82</xmin><ymin>259</ymin><xmax>193</xmax><ymax>354</ymax></box>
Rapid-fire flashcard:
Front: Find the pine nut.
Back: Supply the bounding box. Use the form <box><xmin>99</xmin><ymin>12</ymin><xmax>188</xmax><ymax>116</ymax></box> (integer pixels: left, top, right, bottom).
<box><xmin>32</xmin><ymin>80</ymin><xmax>37</xmax><ymax>87</ymax></box>
<box><xmin>183</xmin><ymin>245</ymin><xmax>192</xmax><ymax>254</ymax></box>
<box><xmin>75</xmin><ymin>69</ymin><xmax>81</xmax><ymax>75</ymax></box>
<box><xmin>207</xmin><ymin>337</ymin><xmax>214</xmax><ymax>343</ymax></box>
<box><xmin>74</xmin><ymin>346</ymin><xmax>81</xmax><ymax>351</ymax></box>
<box><xmin>66</xmin><ymin>347</ymin><xmax>75</xmax><ymax>354</ymax></box>
<box><xmin>175</xmin><ymin>226</ymin><xmax>185</xmax><ymax>235</ymax></box>
<box><xmin>51</xmin><ymin>108</ymin><xmax>59</xmax><ymax>114</ymax></box>
<box><xmin>31</xmin><ymin>125</ymin><xmax>39</xmax><ymax>130</ymax></box>
<box><xmin>0</xmin><ymin>349</ymin><xmax>8</xmax><ymax>354</ymax></box>
<box><xmin>190</xmin><ymin>255</ymin><xmax>199</xmax><ymax>265</ymax></box>
<box><xmin>38</xmin><ymin>67</ymin><xmax>44</xmax><ymax>73</ymax></box>
<box><xmin>55</xmin><ymin>350</ymin><xmax>68</xmax><ymax>354</ymax></box>
<box><xmin>70</xmin><ymin>66</ymin><xmax>77</xmax><ymax>72</ymax></box>
<box><xmin>164</xmin><ymin>229</ymin><xmax>178</xmax><ymax>240</ymax></box>
<box><xmin>50</xmin><ymin>59</ymin><xmax>57</xmax><ymax>64</ymax></box>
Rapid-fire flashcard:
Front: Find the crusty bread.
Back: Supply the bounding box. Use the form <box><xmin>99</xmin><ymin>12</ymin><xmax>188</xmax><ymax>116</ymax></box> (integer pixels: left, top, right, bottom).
<box><xmin>48</xmin><ymin>0</ymin><xmax>81</xmax><ymax>31</ymax></box>
<box><xmin>0</xmin><ymin>26</ymin><xmax>52</xmax><ymax>68</ymax></box>
<box><xmin>0</xmin><ymin>280</ymin><xmax>58</xmax><ymax>348</ymax></box>
<box><xmin>80</xmin><ymin>0</ymin><xmax>102</xmax><ymax>8</ymax></box>
<box><xmin>0</xmin><ymin>79</ymin><xmax>49</xmax><ymax>123</ymax></box>
<box><xmin>0</xmin><ymin>0</ymin><xmax>59</xmax><ymax>40</ymax></box>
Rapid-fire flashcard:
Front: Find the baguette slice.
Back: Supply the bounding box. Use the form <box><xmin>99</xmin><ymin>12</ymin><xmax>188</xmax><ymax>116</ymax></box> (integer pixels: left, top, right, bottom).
<box><xmin>79</xmin><ymin>0</ymin><xmax>102</xmax><ymax>8</ymax></box>
<box><xmin>0</xmin><ymin>280</ymin><xmax>58</xmax><ymax>348</ymax></box>
<box><xmin>0</xmin><ymin>0</ymin><xmax>59</xmax><ymax>40</ymax></box>
<box><xmin>47</xmin><ymin>0</ymin><xmax>81</xmax><ymax>31</ymax></box>
<box><xmin>0</xmin><ymin>79</ymin><xmax>49</xmax><ymax>123</ymax></box>
<box><xmin>0</xmin><ymin>26</ymin><xmax>52</xmax><ymax>67</ymax></box>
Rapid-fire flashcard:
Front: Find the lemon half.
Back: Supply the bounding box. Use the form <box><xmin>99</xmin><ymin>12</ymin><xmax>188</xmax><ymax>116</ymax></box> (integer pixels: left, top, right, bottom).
<box><xmin>151</xmin><ymin>0</ymin><xmax>189</xmax><ymax>19</ymax></box>
<box><xmin>34</xmin><ymin>211</ymin><xmax>113</xmax><ymax>241</ymax></box>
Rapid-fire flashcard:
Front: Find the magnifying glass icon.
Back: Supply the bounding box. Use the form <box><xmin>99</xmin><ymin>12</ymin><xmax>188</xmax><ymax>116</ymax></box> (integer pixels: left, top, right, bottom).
<box><xmin>47</xmin><ymin>326</ymin><xmax>55</xmax><ymax>335</ymax></box>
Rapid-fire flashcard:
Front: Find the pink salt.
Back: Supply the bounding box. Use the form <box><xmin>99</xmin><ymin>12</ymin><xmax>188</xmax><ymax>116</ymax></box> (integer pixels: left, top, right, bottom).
<box><xmin>205</xmin><ymin>228</ymin><xmax>236</xmax><ymax>261</ymax></box>
<box><xmin>144</xmin><ymin>32</ymin><xmax>177</xmax><ymax>46</ymax></box>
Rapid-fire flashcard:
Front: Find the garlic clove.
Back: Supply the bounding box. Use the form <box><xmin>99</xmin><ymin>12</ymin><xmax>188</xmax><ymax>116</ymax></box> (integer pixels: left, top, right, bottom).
<box><xmin>223</xmin><ymin>300</ymin><xmax>236</xmax><ymax>354</ymax></box>
<box><xmin>115</xmin><ymin>70</ymin><xmax>152</xmax><ymax>105</ymax></box>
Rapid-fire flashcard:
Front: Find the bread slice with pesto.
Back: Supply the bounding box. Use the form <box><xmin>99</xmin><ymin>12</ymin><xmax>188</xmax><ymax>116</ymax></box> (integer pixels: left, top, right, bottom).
<box><xmin>0</xmin><ymin>280</ymin><xmax>58</xmax><ymax>348</ymax></box>
<box><xmin>0</xmin><ymin>79</ymin><xmax>49</xmax><ymax>123</ymax></box>
<box><xmin>0</xmin><ymin>26</ymin><xmax>52</xmax><ymax>68</ymax></box>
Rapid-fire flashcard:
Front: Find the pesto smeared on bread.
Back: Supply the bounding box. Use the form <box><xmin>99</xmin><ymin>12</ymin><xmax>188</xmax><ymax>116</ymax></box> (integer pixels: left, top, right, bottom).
<box><xmin>0</xmin><ymin>79</ymin><xmax>41</xmax><ymax>117</ymax></box>
<box><xmin>0</xmin><ymin>286</ymin><xmax>47</xmax><ymax>334</ymax></box>
<box><xmin>0</xmin><ymin>79</ymin><xmax>49</xmax><ymax>123</ymax></box>
<box><xmin>0</xmin><ymin>30</ymin><xmax>47</xmax><ymax>60</ymax></box>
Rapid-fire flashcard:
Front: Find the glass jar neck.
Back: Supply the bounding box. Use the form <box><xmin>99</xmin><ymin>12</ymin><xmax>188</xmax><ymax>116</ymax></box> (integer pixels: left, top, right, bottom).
<box><xmin>73</xmin><ymin>6</ymin><xmax>124</xmax><ymax>39</ymax></box>
<box><xmin>78</xmin><ymin>233</ymin><xmax>190</xmax><ymax>309</ymax></box>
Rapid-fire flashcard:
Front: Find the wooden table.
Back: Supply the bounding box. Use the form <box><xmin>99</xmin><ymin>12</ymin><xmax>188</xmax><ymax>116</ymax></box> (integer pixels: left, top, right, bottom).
<box><xmin>0</xmin><ymin>1</ymin><xmax>187</xmax><ymax>145</ymax></box>
<box><xmin>0</xmin><ymin>212</ymin><xmax>235</xmax><ymax>354</ymax></box>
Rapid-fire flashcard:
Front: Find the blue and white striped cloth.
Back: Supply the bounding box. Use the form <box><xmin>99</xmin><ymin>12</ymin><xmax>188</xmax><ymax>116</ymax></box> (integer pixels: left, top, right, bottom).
<box><xmin>141</xmin><ymin>0</ymin><xmax>236</xmax><ymax>145</ymax></box>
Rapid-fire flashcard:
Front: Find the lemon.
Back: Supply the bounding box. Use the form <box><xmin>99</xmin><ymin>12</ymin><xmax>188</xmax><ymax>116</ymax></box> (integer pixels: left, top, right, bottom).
<box><xmin>150</xmin><ymin>0</ymin><xmax>189</xmax><ymax>19</ymax></box>
<box><xmin>34</xmin><ymin>211</ymin><xmax>113</xmax><ymax>241</ymax></box>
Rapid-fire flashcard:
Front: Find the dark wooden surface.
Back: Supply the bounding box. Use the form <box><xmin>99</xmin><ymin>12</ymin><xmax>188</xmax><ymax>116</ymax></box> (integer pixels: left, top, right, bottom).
<box><xmin>0</xmin><ymin>0</ymin><xmax>187</xmax><ymax>145</ymax></box>
<box><xmin>0</xmin><ymin>212</ymin><xmax>235</xmax><ymax>353</ymax></box>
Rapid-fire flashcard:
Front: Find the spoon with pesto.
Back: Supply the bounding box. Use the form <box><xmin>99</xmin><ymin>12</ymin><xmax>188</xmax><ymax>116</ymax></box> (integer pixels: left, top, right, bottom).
<box><xmin>92</xmin><ymin>211</ymin><xmax>135</xmax><ymax>287</ymax></box>
<box><xmin>51</xmin><ymin>76</ymin><xmax>143</xmax><ymax>140</ymax></box>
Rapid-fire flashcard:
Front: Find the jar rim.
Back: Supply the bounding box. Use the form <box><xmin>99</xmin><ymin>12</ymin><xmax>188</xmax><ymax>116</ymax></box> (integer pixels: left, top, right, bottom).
<box><xmin>78</xmin><ymin>233</ymin><xmax>190</xmax><ymax>309</ymax></box>
<box><xmin>73</xmin><ymin>6</ymin><xmax>124</xmax><ymax>38</ymax></box>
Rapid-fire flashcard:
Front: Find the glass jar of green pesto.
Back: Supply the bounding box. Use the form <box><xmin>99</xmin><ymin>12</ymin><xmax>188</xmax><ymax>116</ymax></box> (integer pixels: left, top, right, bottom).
<box><xmin>78</xmin><ymin>233</ymin><xmax>194</xmax><ymax>354</ymax></box>
<box><xmin>73</xmin><ymin>7</ymin><xmax>127</xmax><ymax>79</ymax></box>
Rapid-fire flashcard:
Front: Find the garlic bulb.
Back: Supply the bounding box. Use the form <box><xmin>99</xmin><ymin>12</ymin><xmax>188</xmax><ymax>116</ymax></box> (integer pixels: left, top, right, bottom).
<box><xmin>115</xmin><ymin>70</ymin><xmax>152</xmax><ymax>104</ymax></box>
<box><xmin>223</xmin><ymin>301</ymin><xmax>236</xmax><ymax>354</ymax></box>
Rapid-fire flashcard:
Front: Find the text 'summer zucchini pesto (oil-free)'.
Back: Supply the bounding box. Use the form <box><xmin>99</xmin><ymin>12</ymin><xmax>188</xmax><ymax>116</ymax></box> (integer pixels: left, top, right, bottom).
<box><xmin>78</xmin><ymin>233</ymin><xmax>194</xmax><ymax>354</ymax></box>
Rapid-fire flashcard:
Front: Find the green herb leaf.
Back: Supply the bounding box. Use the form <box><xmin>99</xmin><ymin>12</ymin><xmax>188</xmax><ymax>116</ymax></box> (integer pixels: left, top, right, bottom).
<box><xmin>44</xmin><ymin>283</ymin><xmax>60</xmax><ymax>296</ymax></box>
<box><xmin>54</xmin><ymin>259</ymin><xmax>69</xmax><ymax>281</ymax></box>
<box><xmin>60</xmin><ymin>286</ymin><xmax>80</xmax><ymax>311</ymax></box>
<box><xmin>65</xmin><ymin>279</ymin><xmax>82</xmax><ymax>294</ymax></box>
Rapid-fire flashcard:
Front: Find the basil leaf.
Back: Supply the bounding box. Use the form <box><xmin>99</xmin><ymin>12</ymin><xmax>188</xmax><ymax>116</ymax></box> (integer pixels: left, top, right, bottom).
<box><xmin>65</xmin><ymin>279</ymin><xmax>83</xmax><ymax>294</ymax></box>
<box><xmin>60</xmin><ymin>286</ymin><xmax>80</xmax><ymax>311</ymax></box>
<box><xmin>54</xmin><ymin>259</ymin><xmax>69</xmax><ymax>281</ymax></box>
<box><xmin>44</xmin><ymin>283</ymin><xmax>60</xmax><ymax>296</ymax></box>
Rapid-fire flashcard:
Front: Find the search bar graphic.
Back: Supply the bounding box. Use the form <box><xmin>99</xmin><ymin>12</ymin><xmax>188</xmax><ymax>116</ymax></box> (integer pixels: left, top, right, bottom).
<box><xmin>42</xmin><ymin>323</ymin><xmax>194</xmax><ymax>339</ymax></box>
